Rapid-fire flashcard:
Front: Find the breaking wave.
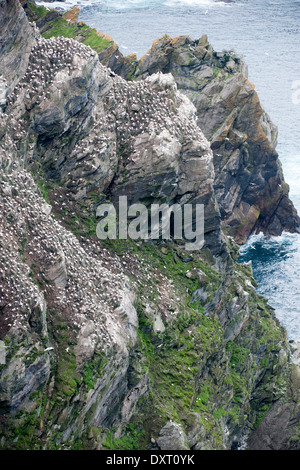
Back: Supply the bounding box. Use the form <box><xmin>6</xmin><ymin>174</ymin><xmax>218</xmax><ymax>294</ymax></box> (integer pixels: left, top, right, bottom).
<box><xmin>35</xmin><ymin>0</ymin><xmax>232</xmax><ymax>11</ymax></box>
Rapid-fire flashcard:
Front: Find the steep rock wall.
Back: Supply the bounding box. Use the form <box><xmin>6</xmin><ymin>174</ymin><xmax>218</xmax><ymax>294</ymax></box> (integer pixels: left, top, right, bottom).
<box><xmin>125</xmin><ymin>34</ymin><xmax>300</xmax><ymax>243</ymax></box>
<box><xmin>0</xmin><ymin>0</ymin><xmax>300</xmax><ymax>451</ymax></box>
<box><xmin>0</xmin><ymin>0</ymin><xmax>37</xmax><ymax>95</ymax></box>
<box><xmin>22</xmin><ymin>3</ymin><xmax>300</xmax><ymax>242</ymax></box>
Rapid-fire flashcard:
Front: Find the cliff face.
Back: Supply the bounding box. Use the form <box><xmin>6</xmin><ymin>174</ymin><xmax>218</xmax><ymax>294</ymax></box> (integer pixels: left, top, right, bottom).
<box><xmin>0</xmin><ymin>0</ymin><xmax>37</xmax><ymax>106</ymax></box>
<box><xmin>113</xmin><ymin>34</ymin><xmax>300</xmax><ymax>244</ymax></box>
<box><xmin>0</xmin><ymin>32</ymin><xmax>221</xmax><ymax>251</ymax></box>
<box><xmin>0</xmin><ymin>0</ymin><xmax>36</xmax><ymax>84</ymax></box>
<box><xmin>23</xmin><ymin>3</ymin><xmax>300</xmax><ymax>244</ymax></box>
<box><xmin>0</xmin><ymin>0</ymin><xmax>300</xmax><ymax>451</ymax></box>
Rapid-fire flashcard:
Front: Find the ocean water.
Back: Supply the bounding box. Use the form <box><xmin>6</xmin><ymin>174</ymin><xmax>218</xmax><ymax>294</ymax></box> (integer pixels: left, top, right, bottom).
<box><xmin>37</xmin><ymin>0</ymin><xmax>300</xmax><ymax>340</ymax></box>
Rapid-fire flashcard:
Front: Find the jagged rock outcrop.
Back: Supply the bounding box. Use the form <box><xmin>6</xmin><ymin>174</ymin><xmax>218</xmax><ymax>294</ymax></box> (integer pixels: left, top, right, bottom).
<box><xmin>114</xmin><ymin>33</ymin><xmax>300</xmax><ymax>244</ymax></box>
<box><xmin>0</xmin><ymin>0</ymin><xmax>37</xmax><ymax>105</ymax></box>
<box><xmin>156</xmin><ymin>421</ymin><xmax>189</xmax><ymax>450</ymax></box>
<box><xmin>0</xmin><ymin>29</ymin><xmax>222</xmax><ymax>252</ymax></box>
<box><xmin>24</xmin><ymin>0</ymin><xmax>300</xmax><ymax>243</ymax></box>
<box><xmin>0</xmin><ymin>0</ymin><xmax>300</xmax><ymax>451</ymax></box>
<box><xmin>248</xmin><ymin>342</ymin><xmax>300</xmax><ymax>450</ymax></box>
<box><xmin>20</xmin><ymin>1</ymin><xmax>300</xmax><ymax>242</ymax></box>
<box><xmin>75</xmin><ymin>30</ymin><xmax>298</xmax><ymax>244</ymax></box>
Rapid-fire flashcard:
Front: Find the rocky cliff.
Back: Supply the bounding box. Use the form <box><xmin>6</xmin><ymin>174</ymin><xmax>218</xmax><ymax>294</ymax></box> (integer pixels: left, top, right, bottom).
<box><xmin>22</xmin><ymin>2</ymin><xmax>300</xmax><ymax>245</ymax></box>
<box><xmin>109</xmin><ymin>34</ymin><xmax>300</xmax><ymax>244</ymax></box>
<box><xmin>1</xmin><ymin>0</ymin><xmax>300</xmax><ymax>451</ymax></box>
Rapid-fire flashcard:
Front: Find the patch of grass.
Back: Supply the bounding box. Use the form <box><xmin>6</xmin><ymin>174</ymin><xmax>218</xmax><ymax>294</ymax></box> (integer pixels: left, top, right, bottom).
<box><xmin>102</xmin><ymin>423</ymin><xmax>145</xmax><ymax>450</ymax></box>
<box><xmin>213</xmin><ymin>407</ymin><xmax>226</xmax><ymax>420</ymax></box>
<box><xmin>35</xmin><ymin>175</ymin><xmax>51</xmax><ymax>205</ymax></box>
<box><xmin>28</xmin><ymin>2</ymin><xmax>49</xmax><ymax>19</ymax></box>
<box><xmin>41</xmin><ymin>17</ymin><xmax>112</xmax><ymax>53</ymax></box>
<box><xmin>254</xmin><ymin>402</ymin><xmax>272</xmax><ymax>429</ymax></box>
<box><xmin>42</xmin><ymin>18</ymin><xmax>79</xmax><ymax>40</ymax></box>
<box><xmin>4</xmin><ymin>410</ymin><xmax>42</xmax><ymax>450</ymax></box>
<box><xmin>134</xmin><ymin>285</ymin><xmax>224</xmax><ymax>434</ymax></box>
<box><xmin>82</xmin><ymin>354</ymin><xmax>107</xmax><ymax>391</ymax></box>
<box><xmin>81</xmin><ymin>29</ymin><xmax>112</xmax><ymax>53</ymax></box>
<box><xmin>55</xmin><ymin>348</ymin><xmax>79</xmax><ymax>399</ymax></box>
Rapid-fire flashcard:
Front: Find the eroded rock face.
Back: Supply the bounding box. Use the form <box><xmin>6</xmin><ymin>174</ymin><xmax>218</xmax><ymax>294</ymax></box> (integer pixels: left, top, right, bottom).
<box><xmin>0</xmin><ymin>33</ymin><xmax>222</xmax><ymax>253</ymax></box>
<box><xmin>21</xmin><ymin>4</ymin><xmax>300</xmax><ymax>244</ymax></box>
<box><xmin>0</xmin><ymin>0</ymin><xmax>37</xmax><ymax>96</ymax></box>
<box><xmin>0</xmin><ymin>3</ymin><xmax>222</xmax><ymax>445</ymax></box>
<box><xmin>247</xmin><ymin>343</ymin><xmax>300</xmax><ymax>450</ymax></box>
<box><xmin>0</xmin><ymin>168</ymin><xmax>142</xmax><ymax>445</ymax></box>
<box><xmin>112</xmin><ymin>34</ymin><xmax>300</xmax><ymax>243</ymax></box>
<box><xmin>156</xmin><ymin>421</ymin><xmax>189</xmax><ymax>450</ymax></box>
<box><xmin>107</xmin><ymin>72</ymin><xmax>221</xmax><ymax>251</ymax></box>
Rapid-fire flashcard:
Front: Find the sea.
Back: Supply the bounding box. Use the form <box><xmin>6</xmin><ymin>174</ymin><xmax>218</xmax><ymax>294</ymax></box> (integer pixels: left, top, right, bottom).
<box><xmin>36</xmin><ymin>0</ymin><xmax>300</xmax><ymax>340</ymax></box>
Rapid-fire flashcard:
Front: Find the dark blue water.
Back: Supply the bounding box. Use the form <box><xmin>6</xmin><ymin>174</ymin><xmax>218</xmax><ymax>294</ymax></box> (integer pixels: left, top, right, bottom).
<box><xmin>37</xmin><ymin>0</ymin><xmax>300</xmax><ymax>339</ymax></box>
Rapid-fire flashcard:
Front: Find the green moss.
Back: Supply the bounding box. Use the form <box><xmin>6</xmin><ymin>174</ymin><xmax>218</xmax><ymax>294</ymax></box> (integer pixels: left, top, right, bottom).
<box><xmin>41</xmin><ymin>16</ymin><xmax>112</xmax><ymax>53</ymax></box>
<box><xmin>82</xmin><ymin>354</ymin><xmax>107</xmax><ymax>391</ymax></box>
<box><xmin>226</xmin><ymin>342</ymin><xmax>250</xmax><ymax>369</ymax></box>
<box><xmin>257</xmin><ymin>315</ymin><xmax>283</xmax><ymax>344</ymax></box>
<box><xmin>35</xmin><ymin>175</ymin><xmax>51</xmax><ymax>204</ymax></box>
<box><xmin>198</xmin><ymin>382</ymin><xmax>211</xmax><ymax>405</ymax></box>
<box><xmin>213</xmin><ymin>407</ymin><xmax>226</xmax><ymax>420</ymax></box>
<box><xmin>102</xmin><ymin>423</ymin><xmax>145</xmax><ymax>450</ymax></box>
<box><xmin>74</xmin><ymin>214</ymin><xmax>97</xmax><ymax>238</ymax></box>
<box><xmin>81</xmin><ymin>30</ymin><xmax>112</xmax><ymax>53</ymax></box>
<box><xmin>48</xmin><ymin>311</ymin><xmax>80</xmax><ymax>400</ymax></box>
<box><xmin>227</xmin><ymin>406</ymin><xmax>242</xmax><ymax>425</ymax></box>
<box><xmin>254</xmin><ymin>402</ymin><xmax>272</xmax><ymax>428</ymax></box>
<box><xmin>42</xmin><ymin>18</ymin><xmax>79</xmax><ymax>40</ymax></box>
<box><xmin>132</xmin><ymin>275</ymin><xmax>224</xmax><ymax>440</ymax></box>
<box><xmin>55</xmin><ymin>349</ymin><xmax>79</xmax><ymax>399</ymax></box>
<box><xmin>4</xmin><ymin>411</ymin><xmax>42</xmax><ymax>450</ymax></box>
<box><xmin>28</xmin><ymin>2</ymin><xmax>48</xmax><ymax>19</ymax></box>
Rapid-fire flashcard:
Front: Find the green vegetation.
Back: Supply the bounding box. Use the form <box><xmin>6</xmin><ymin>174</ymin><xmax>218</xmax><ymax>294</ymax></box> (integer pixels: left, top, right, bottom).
<box><xmin>102</xmin><ymin>423</ymin><xmax>145</xmax><ymax>450</ymax></box>
<box><xmin>8</xmin><ymin>411</ymin><xmax>41</xmax><ymax>449</ymax></box>
<box><xmin>80</xmin><ymin>27</ymin><xmax>113</xmax><ymax>53</ymax></box>
<box><xmin>133</xmin><ymin>305</ymin><xmax>225</xmax><ymax>447</ymax></box>
<box><xmin>1</xmin><ymin>230</ymin><xmax>290</xmax><ymax>449</ymax></box>
<box><xmin>28</xmin><ymin>2</ymin><xmax>48</xmax><ymax>19</ymax></box>
<box><xmin>213</xmin><ymin>66</ymin><xmax>222</xmax><ymax>78</ymax></box>
<box><xmin>55</xmin><ymin>348</ymin><xmax>78</xmax><ymax>399</ymax></box>
<box><xmin>106</xmin><ymin>238</ymin><xmax>288</xmax><ymax>446</ymax></box>
<box><xmin>82</xmin><ymin>354</ymin><xmax>107</xmax><ymax>391</ymax></box>
<box><xmin>40</xmin><ymin>16</ymin><xmax>112</xmax><ymax>53</ymax></box>
<box><xmin>36</xmin><ymin>178</ymin><xmax>51</xmax><ymax>205</ymax></box>
<box><xmin>42</xmin><ymin>17</ymin><xmax>79</xmax><ymax>40</ymax></box>
<box><xmin>27</xmin><ymin>1</ymin><xmax>114</xmax><ymax>54</ymax></box>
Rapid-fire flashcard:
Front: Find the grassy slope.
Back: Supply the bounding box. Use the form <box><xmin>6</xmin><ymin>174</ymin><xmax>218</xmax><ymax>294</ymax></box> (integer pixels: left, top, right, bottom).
<box><xmin>27</xmin><ymin>2</ymin><xmax>113</xmax><ymax>53</ymax></box>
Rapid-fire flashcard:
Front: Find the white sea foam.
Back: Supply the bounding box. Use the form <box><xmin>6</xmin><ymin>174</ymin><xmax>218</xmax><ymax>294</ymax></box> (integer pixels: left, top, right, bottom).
<box><xmin>35</xmin><ymin>0</ymin><xmax>231</xmax><ymax>11</ymax></box>
<box><xmin>35</xmin><ymin>0</ymin><xmax>99</xmax><ymax>11</ymax></box>
<box><xmin>164</xmin><ymin>0</ymin><xmax>227</xmax><ymax>7</ymax></box>
<box><xmin>36</xmin><ymin>0</ymin><xmax>152</xmax><ymax>10</ymax></box>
